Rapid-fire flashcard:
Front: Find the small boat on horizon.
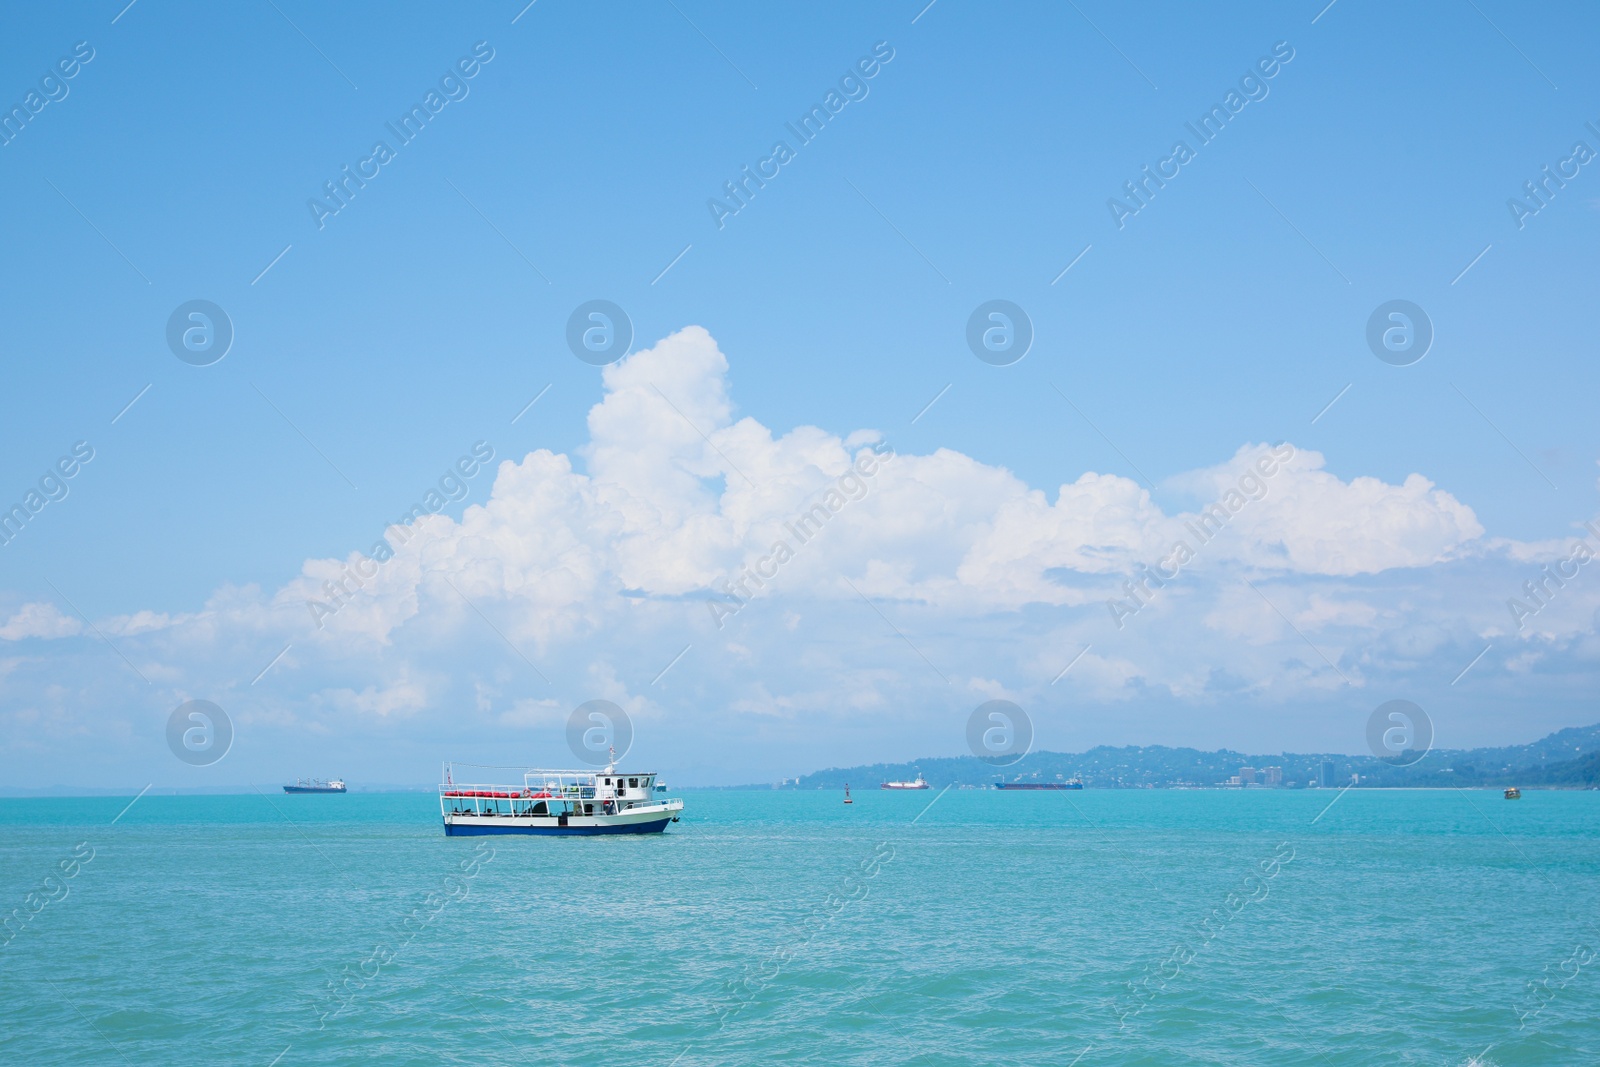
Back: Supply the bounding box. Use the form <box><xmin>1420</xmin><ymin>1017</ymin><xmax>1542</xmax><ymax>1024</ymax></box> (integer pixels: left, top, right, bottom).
<box><xmin>995</xmin><ymin>778</ymin><xmax>1083</xmax><ymax>791</ymax></box>
<box><xmin>284</xmin><ymin>778</ymin><xmax>346</xmax><ymax>794</ymax></box>
<box><xmin>1504</xmin><ymin>786</ymin><xmax>1522</xmax><ymax>799</ymax></box>
<box><xmin>881</xmin><ymin>774</ymin><xmax>929</xmax><ymax>790</ymax></box>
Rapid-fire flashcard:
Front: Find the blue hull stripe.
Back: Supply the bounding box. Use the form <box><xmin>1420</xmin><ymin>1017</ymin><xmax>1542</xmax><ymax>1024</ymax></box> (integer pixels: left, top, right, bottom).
<box><xmin>444</xmin><ymin>818</ymin><xmax>672</xmax><ymax>836</ymax></box>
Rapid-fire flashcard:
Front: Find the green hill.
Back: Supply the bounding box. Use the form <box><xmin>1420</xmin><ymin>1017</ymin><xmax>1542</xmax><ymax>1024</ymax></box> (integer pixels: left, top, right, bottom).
<box><xmin>744</xmin><ymin>723</ymin><xmax>1600</xmax><ymax>790</ymax></box>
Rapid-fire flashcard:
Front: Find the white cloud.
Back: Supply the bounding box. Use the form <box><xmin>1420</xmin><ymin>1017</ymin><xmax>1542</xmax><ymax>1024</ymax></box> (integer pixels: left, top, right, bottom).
<box><xmin>269</xmin><ymin>329</ymin><xmax>1489</xmax><ymax>649</ymax></box>
<box><xmin>103</xmin><ymin>610</ymin><xmax>188</xmax><ymax>637</ymax></box>
<box><xmin>1227</xmin><ymin>451</ymin><xmax>1483</xmax><ymax>575</ymax></box>
<box><xmin>234</xmin><ymin>327</ymin><xmax>1547</xmax><ymax>733</ymax></box>
<box><xmin>0</xmin><ymin>602</ymin><xmax>82</xmax><ymax>641</ymax></box>
<box><xmin>495</xmin><ymin>697</ymin><xmax>564</xmax><ymax>729</ymax></box>
<box><xmin>11</xmin><ymin>325</ymin><xmax>1598</xmax><ymax>785</ymax></box>
<box><xmin>311</xmin><ymin>675</ymin><xmax>430</xmax><ymax>719</ymax></box>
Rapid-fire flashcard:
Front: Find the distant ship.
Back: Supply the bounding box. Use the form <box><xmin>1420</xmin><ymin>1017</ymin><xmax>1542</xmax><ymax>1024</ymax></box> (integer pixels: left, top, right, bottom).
<box><xmin>995</xmin><ymin>778</ymin><xmax>1083</xmax><ymax>790</ymax></box>
<box><xmin>1504</xmin><ymin>786</ymin><xmax>1522</xmax><ymax>800</ymax></box>
<box><xmin>284</xmin><ymin>778</ymin><xmax>347</xmax><ymax>794</ymax></box>
<box><xmin>881</xmin><ymin>774</ymin><xmax>929</xmax><ymax>790</ymax></box>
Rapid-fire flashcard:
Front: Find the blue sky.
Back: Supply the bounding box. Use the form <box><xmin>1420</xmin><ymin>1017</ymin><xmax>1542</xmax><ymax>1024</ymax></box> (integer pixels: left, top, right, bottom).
<box><xmin>2</xmin><ymin>0</ymin><xmax>1598</xmax><ymax>788</ymax></box>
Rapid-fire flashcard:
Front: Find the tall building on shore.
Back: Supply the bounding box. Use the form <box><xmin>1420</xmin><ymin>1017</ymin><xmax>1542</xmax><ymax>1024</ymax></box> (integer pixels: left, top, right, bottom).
<box><xmin>1319</xmin><ymin>760</ymin><xmax>1336</xmax><ymax>788</ymax></box>
<box><xmin>1264</xmin><ymin>766</ymin><xmax>1283</xmax><ymax>786</ymax></box>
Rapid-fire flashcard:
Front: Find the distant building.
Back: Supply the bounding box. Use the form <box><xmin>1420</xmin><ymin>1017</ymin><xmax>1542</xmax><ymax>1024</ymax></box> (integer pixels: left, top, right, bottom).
<box><xmin>1264</xmin><ymin>766</ymin><xmax>1283</xmax><ymax>786</ymax></box>
<box><xmin>1239</xmin><ymin>766</ymin><xmax>1256</xmax><ymax>785</ymax></box>
<box><xmin>1319</xmin><ymin>760</ymin><xmax>1336</xmax><ymax>788</ymax></box>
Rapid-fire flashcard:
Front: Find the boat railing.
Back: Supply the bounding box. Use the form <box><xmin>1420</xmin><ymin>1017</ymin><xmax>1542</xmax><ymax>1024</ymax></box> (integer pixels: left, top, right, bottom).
<box><xmin>442</xmin><ymin>763</ymin><xmax>664</xmax><ymax>784</ymax></box>
<box><xmin>438</xmin><ymin>785</ymin><xmax>611</xmax><ymax>798</ymax></box>
<box><xmin>441</xmin><ymin>772</ymin><xmax>663</xmax><ymax>797</ymax></box>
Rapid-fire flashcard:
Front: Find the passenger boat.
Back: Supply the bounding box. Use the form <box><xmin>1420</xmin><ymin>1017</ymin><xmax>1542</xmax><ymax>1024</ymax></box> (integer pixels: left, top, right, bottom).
<box><xmin>1504</xmin><ymin>786</ymin><xmax>1521</xmax><ymax>800</ymax></box>
<box><xmin>439</xmin><ymin>762</ymin><xmax>683</xmax><ymax>836</ymax></box>
<box><xmin>995</xmin><ymin>778</ymin><xmax>1083</xmax><ymax>790</ymax></box>
<box><xmin>881</xmin><ymin>774</ymin><xmax>929</xmax><ymax>790</ymax></box>
<box><xmin>284</xmin><ymin>778</ymin><xmax>346</xmax><ymax>794</ymax></box>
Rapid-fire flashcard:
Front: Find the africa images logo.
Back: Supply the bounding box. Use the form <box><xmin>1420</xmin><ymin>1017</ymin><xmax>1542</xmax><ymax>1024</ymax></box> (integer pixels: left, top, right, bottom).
<box><xmin>307</xmin><ymin>42</ymin><xmax>495</xmax><ymax>230</ymax></box>
<box><xmin>1106</xmin><ymin>41</ymin><xmax>1295</xmax><ymax>229</ymax></box>
<box><xmin>707</xmin><ymin>41</ymin><xmax>896</xmax><ymax>229</ymax></box>
<box><xmin>0</xmin><ymin>441</ymin><xmax>94</xmax><ymax>549</ymax></box>
<box><xmin>0</xmin><ymin>40</ymin><xmax>95</xmax><ymax>148</ymax></box>
<box><xmin>305</xmin><ymin>442</ymin><xmax>496</xmax><ymax>628</ymax></box>
<box><xmin>1107</xmin><ymin>444</ymin><xmax>1295</xmax><ymax>629</ymax></box>
<box><xmin>706</xmin><ymin>443</ymin><xmax>894</xmax><ymax>628</ymax></box>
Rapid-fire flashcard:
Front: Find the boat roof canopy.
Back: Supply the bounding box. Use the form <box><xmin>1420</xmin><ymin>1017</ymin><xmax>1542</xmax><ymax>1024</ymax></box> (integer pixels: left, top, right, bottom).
<box><xmin>439</xmin><ymin>762</ymin><xmax>656</xmax><ymax>786</ymax></box>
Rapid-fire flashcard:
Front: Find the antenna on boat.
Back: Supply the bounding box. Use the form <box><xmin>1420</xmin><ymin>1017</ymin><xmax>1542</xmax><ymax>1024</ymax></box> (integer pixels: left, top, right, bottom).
<box><xmin>606</xmin><ymin>745</ymin><xmax>616</xmax><ymax>774</ymax></box>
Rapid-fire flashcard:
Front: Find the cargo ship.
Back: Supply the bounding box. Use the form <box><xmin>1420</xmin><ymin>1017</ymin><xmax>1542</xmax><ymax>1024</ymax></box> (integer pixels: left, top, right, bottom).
<box><xmin>881</xmin><ymin>774</ymin><xmax>929</xmax><ymax>790</ymax></box>
<box><xmin>439</xmin><ymin>761</ymin><xmax>682</xmax><ymax>836</ymax></box>
<box><xmin>994</xmin><ymin>778</ymin><xmax>1083</xmax><ymax>790</ymax></box>
<box><xmin>284</xmin><ymin>778</ymin><xmax>347</xmax><ymax>794</ymax></box>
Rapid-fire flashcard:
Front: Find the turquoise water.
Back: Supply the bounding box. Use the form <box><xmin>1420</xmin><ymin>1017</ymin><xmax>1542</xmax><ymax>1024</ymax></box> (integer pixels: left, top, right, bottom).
<box><xmin>2</xmin><ymin>788</ymin><xmax>1597</xmax><ymax>1065</ymax></box>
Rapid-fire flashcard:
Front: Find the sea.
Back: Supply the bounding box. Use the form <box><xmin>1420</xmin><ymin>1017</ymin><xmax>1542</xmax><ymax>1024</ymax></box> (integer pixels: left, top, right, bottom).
<box><xmin>1</xmin><ymin>787</ymin><xmax>1596</xmax><ymax>1065</ymax></box>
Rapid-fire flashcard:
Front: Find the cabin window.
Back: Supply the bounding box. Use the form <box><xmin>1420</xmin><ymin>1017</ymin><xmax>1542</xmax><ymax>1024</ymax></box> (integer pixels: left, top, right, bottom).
<box><xmin>531</xmin><ymin>801</ymin><xmax>547</xmax><ymax>815</ymax></box>
<box><xmin>629</xmin><ymin>777</ymin><xmax>638</xmax><ymax>788</ymax></box>
<box><xmin>584</xmin><ymin>803</ymin><xmax>594</xmax><ymax>815</ymax></box>
<box><xmin>604</xmin><ymin>777</ymin><xmax>612</xmax><ymax>785</ymax></box>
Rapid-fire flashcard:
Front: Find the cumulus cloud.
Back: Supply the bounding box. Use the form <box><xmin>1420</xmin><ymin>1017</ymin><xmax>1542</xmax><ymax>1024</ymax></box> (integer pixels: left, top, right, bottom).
<box><xmin>1183</xmin><ymin>444</ymin><xmax>1485</xmax><ymax>575</ymax></box>
<box><xmin>13</xmin><ymin>325</ymin><xmax>1596</xmax><ymax>786</ymax></box>
<box><xmin>269</xmin><ymin>329</ymin><xmax>1490</xmax><ymax>648</ymax></box>
<box><xmin>0</xmin><ymin>602</ymin><xmax>82</xmax><ymax>641</ymax></box>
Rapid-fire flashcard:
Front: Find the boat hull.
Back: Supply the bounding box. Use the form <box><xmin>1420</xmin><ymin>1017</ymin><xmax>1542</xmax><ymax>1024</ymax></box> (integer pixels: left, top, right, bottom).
<box><xmin>444</xmin><ymin>817</ymin><xmax>673</xmax><ymax>836</ymax></box>
<box><xmin>283</xmin><ymin>786</ymin><xmax>347</xmax><ymax>793</ymax></box>
<box><xmin>442</xmin><ymin>801</ymin><xmax>681</xmax><ymax>836</ymax></box>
